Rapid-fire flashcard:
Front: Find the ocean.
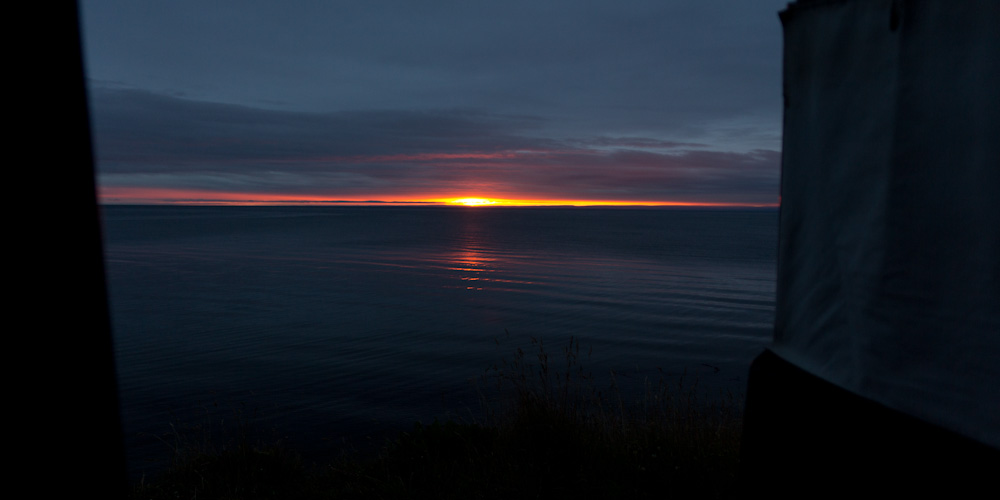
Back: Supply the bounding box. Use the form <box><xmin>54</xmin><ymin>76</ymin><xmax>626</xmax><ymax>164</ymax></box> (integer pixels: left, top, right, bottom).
<box><xmin>100</xmin><ymin>205</ymin><xmax>777</xmax><ymax>476</ymax></box>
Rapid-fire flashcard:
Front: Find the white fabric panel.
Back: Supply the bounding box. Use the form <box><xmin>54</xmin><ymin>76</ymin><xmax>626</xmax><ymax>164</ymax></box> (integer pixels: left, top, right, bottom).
<box><xmin>774</xmin><ymin>0</ymin><xmax>999</xmax><ymax>448</ymax></box>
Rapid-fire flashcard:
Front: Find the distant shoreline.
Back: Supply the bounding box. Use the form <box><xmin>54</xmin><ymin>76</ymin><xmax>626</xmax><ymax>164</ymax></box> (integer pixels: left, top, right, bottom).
<box><xmin>99</xmin><ymin>202</ymin><xmax>780</xmax><ymax>210</ymax></box>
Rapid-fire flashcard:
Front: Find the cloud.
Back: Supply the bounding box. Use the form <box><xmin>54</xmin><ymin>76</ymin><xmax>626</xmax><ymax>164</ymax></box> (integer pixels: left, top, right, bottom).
<box><xmin>91</xmin><ymin>87</ymin><xmax>779</xmax><ymax>204</ymax></box>
<box><xmin>80</xmin><ymin>1</ymin><xmax>786</xmax><ymax>135</ymax></box>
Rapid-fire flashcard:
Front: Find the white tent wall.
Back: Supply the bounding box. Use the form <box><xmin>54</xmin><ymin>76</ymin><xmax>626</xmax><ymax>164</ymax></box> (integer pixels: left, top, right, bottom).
<box><xmin>774</xmin><ymin>0</ymin><xmax>999</xmax><ymax>448</ymax></box>
<box><xmin>739</xmin><ymin>0</ymin><xmax>999</xmax><ymax>492</ymax></box>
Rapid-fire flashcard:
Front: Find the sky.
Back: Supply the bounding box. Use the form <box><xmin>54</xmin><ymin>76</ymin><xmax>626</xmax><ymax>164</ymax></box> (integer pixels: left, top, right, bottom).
<box><xmin>80</xmin><ymin>0</ymin><xmax>789</xmax><ymax>206</ymax></box>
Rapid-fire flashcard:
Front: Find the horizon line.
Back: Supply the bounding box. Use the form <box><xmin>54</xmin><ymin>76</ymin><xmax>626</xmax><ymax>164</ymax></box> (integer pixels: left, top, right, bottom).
<box><xmin>98</xmin><ymin>198</ymin><xmax>779</xmax><ymax>208</ymax></box>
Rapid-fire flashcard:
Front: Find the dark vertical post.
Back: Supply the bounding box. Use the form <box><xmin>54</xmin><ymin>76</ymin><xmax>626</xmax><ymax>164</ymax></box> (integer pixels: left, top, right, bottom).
<box><xmin>24</xmin><ymin>1</ymin><xmax>128</xmax><ymax>496</ymax></box>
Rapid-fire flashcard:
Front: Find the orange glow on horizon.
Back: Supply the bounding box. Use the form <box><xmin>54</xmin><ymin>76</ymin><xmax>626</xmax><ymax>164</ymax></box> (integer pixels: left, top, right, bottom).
<box><xmin>98</xmin><ymin>187</ymin><xmax>776</xmax><ymax>208</ymax></box>
<box><xmin>447</xmin><ymin>198</ymin><xmax>499</xmax><ymax>206</ymax></box>
<box><xmin>432</xmin><ymin>197</ymin><xmax>774</xmax><ymax>208</ymax></box>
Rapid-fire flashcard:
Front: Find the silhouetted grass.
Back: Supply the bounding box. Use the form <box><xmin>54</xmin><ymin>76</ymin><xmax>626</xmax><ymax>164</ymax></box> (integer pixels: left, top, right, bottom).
<box><xmin>130</xmin><ymin>336</ymin><xmax>744</xmax><ymax>499</ymax></box>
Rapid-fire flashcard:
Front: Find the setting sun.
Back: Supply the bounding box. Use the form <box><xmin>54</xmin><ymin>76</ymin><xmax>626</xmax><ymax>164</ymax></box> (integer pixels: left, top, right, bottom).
<box><xmin>447</xmin><ymin>198</ymin><xmax>499</xmax><ymax>206</ymax></box>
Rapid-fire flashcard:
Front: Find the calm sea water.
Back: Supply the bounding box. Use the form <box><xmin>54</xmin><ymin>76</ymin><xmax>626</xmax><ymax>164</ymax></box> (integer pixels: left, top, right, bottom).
<box><xmin>101</xmin><ymin>205</ymin><xmax>777</xmax><ymax>475</ymax></box>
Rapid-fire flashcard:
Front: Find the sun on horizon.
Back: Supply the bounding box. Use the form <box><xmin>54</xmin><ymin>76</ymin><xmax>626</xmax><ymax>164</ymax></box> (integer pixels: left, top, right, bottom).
<box><xmin>447</xmin><ymin>198</ymin><xmax>499</xmax><ymax>206</ymax></box>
